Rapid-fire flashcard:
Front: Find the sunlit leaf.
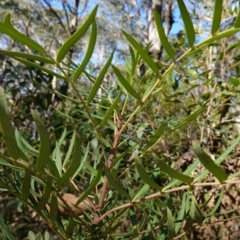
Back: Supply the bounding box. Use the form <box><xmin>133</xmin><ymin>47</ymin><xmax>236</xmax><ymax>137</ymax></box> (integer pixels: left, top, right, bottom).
<box><xmin>73</xmin><ymin>20</ymin><xmax>97</xmax><ymax>82</ymax></box>
<box><xmin>100</xmin><ymin>89</ymin><xmax>122</xmax><ymax>127</ymax></box>
<box><xmin>31</xmin><ymin>110</ymin><xmax>51</xmax><ymax>173</ymax></box>
<box><xmin>203</xmin><ymin>191</ymin><xmax>223</xmax><ymax>224</ymax></box>
<box><xmin>112</xmin><ymin>65</ymin><xmax>141</xmax><ymax>101</ymax></box>
<box><xmin>123</xmin><ymin>31</ymin><xmax>159</xmax><ymax>74</ymax></box>
<box><xmin>211</xmin><ymin>0</ymin><xmax>223</xmax><ymax>35</ymax></box>
<box><xmin>0</xmin><ymin>87</ymin><xmax>19</xmax><ymax>160</ymax></box>
<box><xmin>87</xmin><ymin>51</ymin><xmax>114</xmax><ymax>104</ymax></box>
<box><xmin>154</xmin><ymin>9</ymin><xmax>175</xmax><ymax>60</ymax></box>
<box><xmin>0</xmin><ymin>14</ymin><xmax>47</xmax><ymax>55</ymax></box>
<box><xmin>167</xmin><ymin>207</ymin><xmax>175</xmax><ymax>239</ymax></box>
<box><xmin>192</xmin><ymin>142</ymin><xmax>228</xmax><ymax>183</ymax></box>
<box><xmin>56</xmin><ymin>134</ymin><xmax>82</xmax><ymax>188</ymax></box>
<box><xmin>56</xmin><ymin>6</ymin><xmax>98</xmax><ymax>63</ymax></box>
<box><xmin>177</xmin><ymin>0</ymin><xmax>195</xmax><ymax>47</ymax></box>
<box><xmin>189</xmin><ymin>196</ymin><xmax>203</xmax><ymax>225</ymax></box>
<box><xmin>234</xmin><ymin>10</ymin><xmax>240</xmax><ymax>28</ymax></box>
<box><xmin>0</xmin><ymin>50</ymin><xmax>54</xmax><ymax>64</ymax></box>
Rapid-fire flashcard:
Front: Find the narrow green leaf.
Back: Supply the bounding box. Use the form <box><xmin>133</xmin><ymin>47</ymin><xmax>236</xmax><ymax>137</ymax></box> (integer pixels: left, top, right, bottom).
<box><xmin>15</xmin><ymin>130</ymin><xmax>29</xmax><ymax>162</ymax></box>
<box><xmin>132</xmin><ymin>184</ymin><xmax>150</xmax><ymax>201</ymax></box>
<box><xmin>103</xmin><ymin>164</ymin><xmax>131</xmax><ymax>200</ymax></box>
<box><xmin>167</xmin><ymin>207</ymin><xmax>175</xmax><ymax>239</ymax></box>
<box><xmin>72</xmin><ymin>20</ymin><xmax>97</xmax><ymax>82</ymax></box>
<box><xmin>100</xmin><ymin>89</ymin><xmax>122</xmax><ymax>127</ymax></box>
<box><xmin>134</xmin><ymin>156</ymin><xmax>162</xmax><ymax>191</ymax></box>
<box><xmin>143</xmin><ymin>123</ymin><xmax>165</xmax><ymax>152</ymax></box>
<box><xmin>12</xmin><ymin>56</ymin><xmax>67</xmax><ymax>80</ymax></box>
<box><xmin>192</xmin><ymin>142</ymin><xmax>228</xmax><ymax>183</ymax></box>
<box><xmin>75</xmin><ymin>167</ymin><xmax>102</xmax><ymax>205</ymax></box>
<box><xmin>63</xmin><ymin>131</ymin><xmax>75</xmax><ymax>167</ymax></box>
<box><xmin>47</xmin><ymin>159</ymin><xmax>60</xmax><ymax>179</ymax></box>
<box><xmin>0</xmin><ymin>50</ymin><xmax>54</xmax><ymax>64</ymax></box>
<box><xmin>194</xmin><ymin>134</ymin><xmax>240</xmax><ymax>182</ymax></box>
<box><xmin>177</xmin><ymin>0</ymin><xmax>195</xmax><ymax>47</ymax></box>
<box><xmin>38</xmin><ymin>175</ymin><xmax>52</xmax><ymax>211</ymax></box>
<box><xmin>129</xmin><ymin>46</ymin><xmax>137</xmax><ymax>76</ymax></box>
<box><xmin>66</xmin><ymin>215</ymin><xmax>75</xmax><ymax>237</ymax></box>
<box><xmin>54</xmin><ymin>142</ymin><xmax>62</xmax><ymax>176</ymax></box>
<box><xmin>154</xmin><ymin>9</ymin><xmax>175</xmax><ymax>60</ymax></box>
<box><xmin>175</xmin><ymin>193</ymin><xmax>187</xmax><ymax>234</ymax></box>
<box><xmin>31</xmin><ymin>110</ymin><xmax>51</xmax><ymax>173</ymax></box>
<box><xmin>0</xmin><ymin>14</ymin><xmax>47</xmax><ymax>55</ymax></box>
<box><xmin>203</xmin><ymin>191</ymin><xmax>223</xmax><ymax>224</ymax></box>
<box><xmin>0</xmin><ymin>87</ymin><xmax>19</xmax><ymax>160</ymax></box>
<box><xmin>195</xmin><ymin>28</ymin><xmax>240</xmax><ymax>49</ymax></box>
<box><xmin>50</xmin><ymin>192</ymin><xmax>58</xmax><ymax>222</ymax></box>
<box><xmin>21</xmin><ymin>167</ymin><xmax>32</xmax><ymax>201</ymax></box>
<box><xmin>123</xmin><ymin>31</ymin><xmax>159</xmax><ymax>74</ymax></box>
<box><xmin>0</xmin><ymin>214</ymin><xmax>15</xmax><ymax>240</ymax></box>
<box><xmin>234</xmin><ymin>11</ymin><xmax>240</xmax><ymax>28</ymax></box>
<box><xmin>35</xmin><ymin>233</ymin><xmax>43</xmax><ymax>240</ymax></box>
<box><xmin>73</xmin><ymin>143</ymin><xmax>89</xmax><ymax>179</ymax></box>
<box><xmin>56</xmin><ymin>135</ymin><xmax>82</xmax><ymax>188</ymax></box>
<box><xmin>153</xmin><ymin>155</ymin><xmax>193</xmax><ymax>185</ymax></box>
<box><xmin>28</xmin><ymin>232</ymin><xmax>35</xmax><ymax>240</ymax></box>
<box><xmin>112</xmin><ymin>65</ymin><xmax>141</xmax><ymax>101</ymax></box>
<box><xmin>56</xmin><ymin>6</ymin><xmax>98</xmax><ymax>63</ymax></box>
<box><xmin>190</xmin><ymin>196</ymin><xmax>203</xmax><ymax>225</ymax></box>
<box><xmin>87</xmin><ymin>51</ymin><xmax>114</xmax><ymax>104</ymax></box>
<box><xmin>147</xmin><ymin>223</ymin><xmax>157</xmax><ymax>240</ymax></box>
<box><xmin>211</xmin><ymin>0</ymin><xmax>223</xmax><ymax>35</ymax></box>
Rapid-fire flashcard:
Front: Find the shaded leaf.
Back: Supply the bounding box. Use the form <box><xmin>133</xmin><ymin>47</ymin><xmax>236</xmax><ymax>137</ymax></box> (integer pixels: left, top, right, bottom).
<box><xmin>134</xmin><ymin>156</ymin><xmax>162</xmax><ymax>191</ymax></box>
<box><xmin>192</xmin><ymin>142</ymin><xmax>228</xmax><ymax>183</ymax></box>
<box><xmin>123</xmin><ymin>31</ymin><xmax>159</xmax><ymax>74</ymax></box>
<box><xmin>211</xmin><ymin>0</ymin><xmax>223</xmax><ymax>35</ymax></box>
<box><xmin>76</xmin><ymin>166</ymin><xmax>102</xmax><ymax>205</ymax></box>
<box><xmin>38</xmin><ymin>175</ymin><xmax>52</xmax><ymax>211</ymax></box>
<box><xmin>112</xmin><ymin>65</ymin><xmax>141</xmax><ymax>101</ymax></box>
<box><xmin>154</xmin><ymin>9</ymin><xmax>175</xmax><ymax>60</ymax></box>
<box><xmin>0</xmin><ymin>87</ymin><xmax>19</xmax><ymax>160</ymax></box>
<box><xmin>56</xmin><ymin>6</ymin><xmax>98</xmax><ymax>63</ymax></box>
<box><xmin>73</xmin><ymin>20</ymin><xmax>97</xmax><ymax>82</ymax></box>
<box><xmin>87</xmin><ymin>51</ymin><xmax>114</xmax><ymax>104</ymax></box>
<box><xmin>0</xmin><ymin>14</ymin><xmax>47</xmax><ymax>55</ymax></box>
<box><xmin>31</xmin><ymin>110</ymin><xmax>51</xmax><ymax>173</ymax></box>
<box><xmin>103</xmin><ymin>164</ymin><xmax>131</xmax><ymax>200</ymax></box>
<box><xmin>177</xmin><ymin>0</ymin><xmax>195</xmax><ymax>47</ymax></box>
<box><xmin>50</xmin><ymin>192</ymin><xmax>58</xmax><ymax>222</ymax></box>
<box><xmin>143</xmin><ymin>123</ymin><xmax>165</xmax><ymax>152</ymax></box>
<box><xmin>21</xmin><ymin>167</ymin><xmax>32</xmax><ymax>201</ymax></box>
<box><xmin>153</xmin><ymin>155</ymin><xmax>193</xmax><ymax>185</ymax></box>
